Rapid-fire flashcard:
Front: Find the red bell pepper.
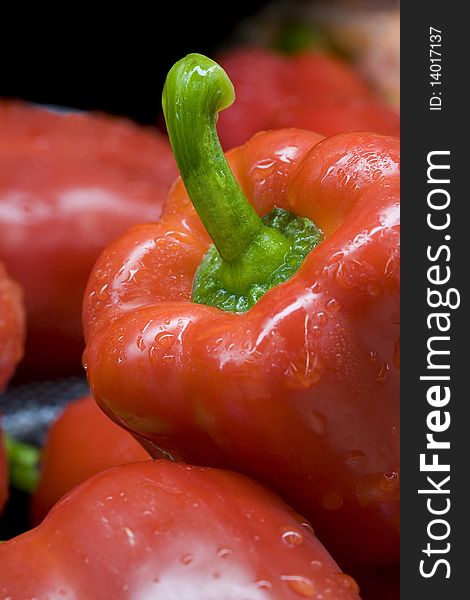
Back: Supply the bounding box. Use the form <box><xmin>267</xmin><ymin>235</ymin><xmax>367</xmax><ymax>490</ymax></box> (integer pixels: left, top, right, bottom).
<box><xmin>0</xmin><ymin>261</ymin><xmax>25</xmax><ymax>391</ymax></box>
<box><xmin>0</xmin><ymin>460</ymin><xmax>361</xmax><ymax>599</ymax></box>
<box><xmin>0</xmin><ymin>260</ymin><xmax>24</xmax><ymax>511</ymax></box>
<box><xmin>83</xmin><ymin>54</ymin><xmax>400</xmax><ymax>566</ymax></box>
<box><xmin>216</xmin><ymin>47</ymin><xmax>400</xmax><ymax>149</ymax></box>
<box><xmin>0</xmin><ymin>101</ymin><xmax>177</xmax><ymax>378</ymax></box>
<box><xmin>30</xmin><ymin>395</ymin><xmax>150</xmax><ymax>524</ymax></box>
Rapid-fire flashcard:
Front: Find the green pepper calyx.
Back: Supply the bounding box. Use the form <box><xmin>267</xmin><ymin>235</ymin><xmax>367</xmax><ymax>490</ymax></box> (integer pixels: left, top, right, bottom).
<box><xmin>162</xmin><ymin>53</ymin><xmax>323</xmax><ymax>313</ymax></box>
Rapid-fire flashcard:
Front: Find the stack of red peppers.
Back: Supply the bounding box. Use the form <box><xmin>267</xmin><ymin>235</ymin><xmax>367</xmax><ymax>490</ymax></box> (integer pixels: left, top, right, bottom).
<box><xmin>0</xmin><ymin>49</ymin><xmax>399</xmax><ymax>599</ymax></box>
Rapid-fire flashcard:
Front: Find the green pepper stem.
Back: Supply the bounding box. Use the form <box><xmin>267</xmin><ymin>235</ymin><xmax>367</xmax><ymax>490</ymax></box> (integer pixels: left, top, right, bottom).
<box><xmin>162</xmin><ymin>54</ymin><xmax>262</xmax><ymax>263</ymax></box>
<box><xmin>162</xmin><ymin>54</ymin><xmax>292</xmax><ymax>293</ymax></box>
<box><xmin>3</xmin><ymin>434</ymin><xmax>40</xmax><ymax>495</ymax></box>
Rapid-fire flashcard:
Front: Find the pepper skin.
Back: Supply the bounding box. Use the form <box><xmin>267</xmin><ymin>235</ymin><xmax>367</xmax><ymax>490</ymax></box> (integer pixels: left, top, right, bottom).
<box><xmin>0</xmin><ymin>261</ymin><xmax>25</xmax><ymax>391</ymax></box>
<box><xmin>30</xmin><ymin>395</ymin><xmax>151</xmax><ymax>524</ymax></box>
<box><xmin>0</xmin><ymin>461</ymin><xmax>361</xmax><ymax>599</ymax></box>
<box><xmin>0</xmin><ymin>101</ymin><xmax>177</xmax><ymax>378</ymax></box>
<box><xmin>216</xmin><ymin>47</ymin><xmax>400</xmax><ymax>149</ymax></box>
<box><xmin>84</xmin><ymin>56</ymin><xmax>399</xmax><ymax>566</ymax></box>
<box><xmin>0</xmin><ymin>260</ymin><xmax>25</xmax><ymax>511</ymax></box>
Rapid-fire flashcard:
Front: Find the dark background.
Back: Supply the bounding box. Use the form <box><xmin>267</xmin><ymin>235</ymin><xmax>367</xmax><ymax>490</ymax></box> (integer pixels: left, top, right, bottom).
<box><xmin>1</xmin><ymin>4</ymin><xmax>267</xmax><ymax>124</ymax></box>
<box><xmin>1</xmin><ymin>1</ymin><xmax>398</xmax><ymax>123</ymax></box>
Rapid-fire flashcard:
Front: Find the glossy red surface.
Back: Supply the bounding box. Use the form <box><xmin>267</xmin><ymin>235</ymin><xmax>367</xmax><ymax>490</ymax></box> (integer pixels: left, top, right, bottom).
<box><xmin>0</xmin><ymin>261</ymin><xmax>25</xmax><ymax>391</ymax></box>
<box><xmin>0</xmin><ymin>102</ymin><xmax>177</xmax><ymax>377</ymax></box>
<box><xmin>1</xmin><ymin>461</ymin><xmax>361</xmax><ymax>599</ymax></box>
<box><xmin>84</xmin><ymin>129</ymin><xmax>400</xmax><ymax>566</ymax></box>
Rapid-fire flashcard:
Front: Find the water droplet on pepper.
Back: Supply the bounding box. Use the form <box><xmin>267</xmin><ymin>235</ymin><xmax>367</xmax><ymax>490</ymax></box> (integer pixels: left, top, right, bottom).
<box><xmin>281</xmin><ymin>575</ymin><xmax>316</xmax><ymax>597</ymax></box>
<box><xmin>180</xmin><ymin>553</ymin><xmax>194</xmax><ymax>565</ymax></box>
<box><xmin>281</xmin><ymin>528</ymin><xmax>304</xmax><ymax>547</ymax></box>
<box><xmin>154</xmin><ymin>332</ymin><xmax>175</xmax><ymax>349</ymax></box>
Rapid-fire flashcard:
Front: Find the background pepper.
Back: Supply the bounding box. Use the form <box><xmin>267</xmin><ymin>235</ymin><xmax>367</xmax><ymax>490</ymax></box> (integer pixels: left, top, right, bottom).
<box><xmin>83</xmin><ymin>55</ymin><xmax>400</xmax><ymax>566</ymax></box>
<box><xmin>0</xmin><ymin>460</ymin><xmax>361</xmax><ymax>599</ymax></box>
<box><xmin>216</xmin><ymin>46</ymin><xmax>400</xmax><ymax>149</ymax></box>
<box><xmin>30</xmin><ymin>395</ymin><xmax>151</xmax><ymax>524</ymax></box>
<box><xmin>0</xmin><ymin>260</ymin><xmax>25</xmax><ymax>512</ymax></box>
<box><xmin>0</xmin><ymin>261</ymin><xmax>25</xmax><ymax>391</ymax></box>
<box><xmin>0</xmin><ymin>101</ymin><xmax>177</xmax><ymax>378</ymax></box>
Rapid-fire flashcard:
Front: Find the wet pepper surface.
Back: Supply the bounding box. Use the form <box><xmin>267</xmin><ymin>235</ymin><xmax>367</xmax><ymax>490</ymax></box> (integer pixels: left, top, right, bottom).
<box><xmin>84</xmin><ymin>121</ymin><xmax>399</xmax><ymax>565</ymax></box>
<box><xmin>0</xmin><ymin>461</ymin><xmax>361</xmax><ymax>599</ymax></box>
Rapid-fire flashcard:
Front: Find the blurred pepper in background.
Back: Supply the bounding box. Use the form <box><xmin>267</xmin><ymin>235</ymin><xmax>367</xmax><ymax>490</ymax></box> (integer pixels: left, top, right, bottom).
<box><xmin>0</xmin><ymin>260</ymin><xmax>25</xmax><ymax>512</ymax></box>
<box><xmin>216</xmin><ymin>46</ymin><xmax>399</xmax><ymax>149</ymax></box>
<box><xmin>0</xmin><ymin>261</ymin><xmax>24</xmax><ymax>391</ymax></box>
<box><xmin>30</xmin><ymin>395</ymin><xmax>151</xmax><ymax>524</ymax></box>
<box><xmin>0</xmin><ymin>102</ymin><xmax>177</xmax><ymax>379</ymax></box>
